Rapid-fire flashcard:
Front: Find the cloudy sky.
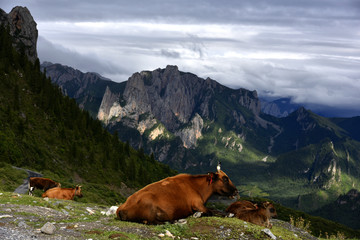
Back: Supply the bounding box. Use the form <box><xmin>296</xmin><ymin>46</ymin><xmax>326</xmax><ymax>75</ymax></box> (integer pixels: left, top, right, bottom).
<box><xmin>2</xmin><ymin>0</ymin><xmax>360</xmax><ymax>117</ymax></box>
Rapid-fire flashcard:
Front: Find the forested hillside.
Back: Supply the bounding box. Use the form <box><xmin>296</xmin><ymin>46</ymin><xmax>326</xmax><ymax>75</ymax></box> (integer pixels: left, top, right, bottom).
<box><xmin>0</xmin><ymin>25</ymin><xmax>176</xmax><ymax>204</ymax></box>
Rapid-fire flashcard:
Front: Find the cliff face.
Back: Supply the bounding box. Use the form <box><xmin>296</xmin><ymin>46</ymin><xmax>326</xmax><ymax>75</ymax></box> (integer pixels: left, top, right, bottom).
<box><xmin>0</xmin><ymin>6</ymin><xmax>38</xmax><ymax>63</ymax></box>
<box><xmin>97</xmin><ymin>65</ymin><xmax>261</xmax><ymax>149</ymax></box>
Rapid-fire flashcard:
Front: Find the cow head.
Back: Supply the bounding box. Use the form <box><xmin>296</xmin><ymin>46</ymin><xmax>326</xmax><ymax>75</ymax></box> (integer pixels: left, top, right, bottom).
<box><xmin>262</xmin><ymin>202</ymin><xmax>277</xmax><ymax>218</ymax></box>
<box><xmin>208</xmin><ymin>164</ymin><xmax>238</xmax><ymax>198</ymax></box>
<box><xmin>75</xmin><ymin>186</ymin><xmax>83</xmax><ymax>198</ymax></box>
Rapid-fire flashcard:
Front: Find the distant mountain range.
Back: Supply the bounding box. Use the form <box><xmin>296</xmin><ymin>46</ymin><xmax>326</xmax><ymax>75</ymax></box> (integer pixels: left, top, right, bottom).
<box><xmin>41</xmin><ymin>61</ymin><xmax>360</xmax><ymax>230</ymax></box>
<box><xmin>261</xmin><ymin>97</ymin><xmax>302</xmax><ymax>118</ymax></box>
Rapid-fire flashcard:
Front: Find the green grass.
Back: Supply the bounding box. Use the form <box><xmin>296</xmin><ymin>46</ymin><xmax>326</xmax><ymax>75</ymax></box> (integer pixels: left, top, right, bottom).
<box><xmin>0</xmin><ymin>162</ymin><xmax>28</xmax><ymax>192</ymax></box>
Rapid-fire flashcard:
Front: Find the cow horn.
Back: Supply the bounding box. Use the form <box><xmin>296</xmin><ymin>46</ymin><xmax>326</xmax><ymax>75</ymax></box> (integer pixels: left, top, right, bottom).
<box><xmin>217</xmin><ymin>161</ymin><xmax>221</xmax><ymax>172</ymax></box>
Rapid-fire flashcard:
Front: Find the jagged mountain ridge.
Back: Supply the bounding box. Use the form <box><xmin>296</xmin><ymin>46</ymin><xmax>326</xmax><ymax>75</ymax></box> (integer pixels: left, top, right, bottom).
<box><xmin>42</xmin><ymin>63</ymin><xmax>274</xmax><ymax>165</ymax></box>
<box><xmin>98</xmin><ymin>65</ymin><xmax>261</xmax><ymax>136</ymax></box>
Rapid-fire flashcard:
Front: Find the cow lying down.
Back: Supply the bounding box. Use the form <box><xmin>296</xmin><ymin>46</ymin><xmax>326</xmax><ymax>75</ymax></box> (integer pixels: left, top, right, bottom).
<box><xmin>226</xmin><ymin>200</ymin><xmax>277</xmax><ymax>228</ymax></box>
<box><xmin>42</xmin><ymin>186</ymin><xmax>83</xmax><ymax>200</ymax></box>
<box><xmin>116</xmin><ymin>165</ymin><xmax>238</xmax><ymax>224</ymax></box>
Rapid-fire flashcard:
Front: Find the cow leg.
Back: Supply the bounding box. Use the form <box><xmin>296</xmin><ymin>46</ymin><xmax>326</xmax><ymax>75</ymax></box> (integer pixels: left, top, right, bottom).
<box><xmin>192</xmin><ymin>201</ymin><xmax>212</xmax><ymax>217</ymax></box>
<box><xmin>154</xmin><ymin>207</ymin><xmax>170</xmax><ymax>224</ymax></box>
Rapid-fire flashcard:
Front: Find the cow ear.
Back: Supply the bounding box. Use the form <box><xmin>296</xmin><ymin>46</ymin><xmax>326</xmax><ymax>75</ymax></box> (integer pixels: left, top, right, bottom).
<box><xmin>207</xmin><ymin>172</ymin><xmax>220</xmax><ymax>182</ymax></box>
<box><xmin>207</xmin><ymin>172</ymin><xmax>216</xmax><ymax>184</ymax></box>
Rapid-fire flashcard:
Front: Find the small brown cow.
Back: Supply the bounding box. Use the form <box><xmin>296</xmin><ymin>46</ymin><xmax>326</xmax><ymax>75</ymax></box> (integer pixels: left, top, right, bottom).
<box><xmin>226</xmin><ymin>200</ymin><xmax>277</xmax><ymax>228</ymax></box>
<box><xmin>116</xmin><ymin>165</ymin><xmax>238</xmax><ymax>224</ymax></box>
<box><xmin>226</xmin><ymin>200</ymin><xmax>258</xmax><ymax>213</ymax></box>
<box><xmin>42</xmin><ymin>186</ymin><xmax>83</xmax><ymax>200</ymax></box>
<box><xmin>28</xmin><ymin>177</ymin><xmax>61</xmax><ymax>196</ymax></box>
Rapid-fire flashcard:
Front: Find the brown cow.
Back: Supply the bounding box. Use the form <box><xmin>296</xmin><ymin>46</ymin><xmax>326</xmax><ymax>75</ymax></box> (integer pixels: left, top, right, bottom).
<box><xmin>226</xmin><ymin>200</ymin><xmax>277</xmax><ymax>228</ymax></box>
<box><xmin>42</xmin><ymin>186</ymin><xmax>83</xmax><ymax>200</ymax></box>
<box><xmin>28</xmin><ymin>177</ymin><xmax>61</xmax><ymax>196</ymax></box>
<box><xmin>116</xmin><ymin>165</ymin><xmax>238</xmax><ymax>224</ymax></box>
<box><xmin>226</xmin><ymin>200</ymin><xmax>258</xmax><ymax>213</ymax></box>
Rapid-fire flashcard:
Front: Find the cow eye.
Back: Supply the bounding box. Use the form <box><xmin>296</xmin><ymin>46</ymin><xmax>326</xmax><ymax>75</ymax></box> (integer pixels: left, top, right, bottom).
<box><xmin>270</xmin><ymin>208</ymin><xmax>275</xmax><ymax>213</ymax></box>
<box><xmin>222</xmin><ymin>176</ymin><xmax>229</xmax><ymax>182</ymax></box>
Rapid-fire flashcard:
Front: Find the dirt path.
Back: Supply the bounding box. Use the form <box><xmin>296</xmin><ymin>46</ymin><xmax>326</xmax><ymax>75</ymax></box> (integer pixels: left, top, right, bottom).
<box><xmin>12</xmin><ymin>166</ymin><xmax>42</xmax><ymax>195</ymax></box>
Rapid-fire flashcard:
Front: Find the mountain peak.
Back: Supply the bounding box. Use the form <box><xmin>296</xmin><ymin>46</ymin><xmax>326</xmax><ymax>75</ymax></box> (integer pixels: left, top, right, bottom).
<box><xmin>165</xmin><ymin>65</ymin><xmax>179</xmax><ymax>71</ymax></box>
<box><xmin>0</xmin><ymin>6</ymin><xmax>38</xmax><ymax>63</ymax></box>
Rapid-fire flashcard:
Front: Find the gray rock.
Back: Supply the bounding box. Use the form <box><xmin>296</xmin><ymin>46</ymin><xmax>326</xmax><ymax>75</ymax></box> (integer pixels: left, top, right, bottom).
<box><xmin>193</xmin><ymin>212</ymin><xmax>203</xmax><ymax>218</ymax></box>
<box><xmin>0</xmin><ymin>7</ymin><xmax>38</xmax><ymax>63</ymax></box>
<box><xmin>262</xmin><ymin>228</ymin><xmax>277</xmax><ymax>239</ymax></box>
<box><xmin>41</xmin><ymin>222</ymin><xmax>56</xmax><ymax>235</ymax></box>
<box><xmin>17</xmin><ymin>221</ymin><xmax>28</xmax><ymax>229</ymax></box>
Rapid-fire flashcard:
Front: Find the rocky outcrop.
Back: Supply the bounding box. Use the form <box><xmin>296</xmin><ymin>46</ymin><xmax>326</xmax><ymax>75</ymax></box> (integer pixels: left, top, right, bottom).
<box><xmin>97</xmin><ymin>86</ymin><xmax>122</xmax><ymax>124</ymax></box>
<box><xmin>0</xmin><ymin>6</ymin><xmax>38</xmax><ymax>63</ymax></box>
<box><xmin>97</xmin><ymin>65</ymin><xmax>262</xmax><ymax>148</ymax></box>
<box><xmin>175</xmin><ymin>114</ymin><xmax>204</xmax><ymax>148</ymax></box>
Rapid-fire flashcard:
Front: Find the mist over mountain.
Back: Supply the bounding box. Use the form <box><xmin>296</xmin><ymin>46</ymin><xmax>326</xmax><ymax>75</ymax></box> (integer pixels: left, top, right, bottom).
<box><xmin>260</xmin><ymin>97</ymin><xmax>301</xmax><ymax>118</ymax></box>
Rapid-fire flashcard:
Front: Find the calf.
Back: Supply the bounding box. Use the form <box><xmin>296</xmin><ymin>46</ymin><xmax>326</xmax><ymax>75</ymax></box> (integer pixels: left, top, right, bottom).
<box><xmin>226</xmin><ymin>201</ymin><xmax>277</xmax><ymax>228</ymax></box>
<box><xmin>42</xmin><ymin>186</ymin><xmax>83</xmax><ymax>200</ymax></box>
<box><xmin>226</xmin><ymin>200</ymin><xmax>258</xmax><ymax>213</ymax></box>
<box><xmin>116</xmin><ymin>164</ymin><xmax>238</xmax><ymax>224</ymax></box>
<box><xmin>28</xmin><ymin>177</ymin><xmax>61</xmax><ymax>196</ymax></box>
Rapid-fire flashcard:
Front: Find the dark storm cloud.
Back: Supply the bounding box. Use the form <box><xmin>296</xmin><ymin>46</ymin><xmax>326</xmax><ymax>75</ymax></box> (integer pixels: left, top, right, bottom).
<box><xmin>4</xmin><ymin>0</ymin><xmax>358</xmax><ymax>24</ymax></box>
